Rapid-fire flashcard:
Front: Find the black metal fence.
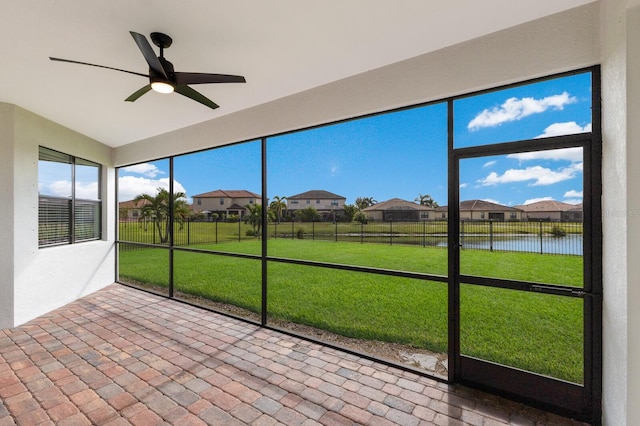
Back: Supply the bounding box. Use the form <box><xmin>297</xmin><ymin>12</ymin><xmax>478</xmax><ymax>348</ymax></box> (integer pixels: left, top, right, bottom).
<box><xmin>119</xmin><ymin>219</ymin><xmax>583</xmax><ymax>255</ymax></box>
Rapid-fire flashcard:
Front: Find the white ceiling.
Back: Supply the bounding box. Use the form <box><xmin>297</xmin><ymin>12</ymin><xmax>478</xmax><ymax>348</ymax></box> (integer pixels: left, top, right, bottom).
<box><xmin>1</xmin><ymin>0</ymin><xmax>595</xmax><ymax>147</ymax></box>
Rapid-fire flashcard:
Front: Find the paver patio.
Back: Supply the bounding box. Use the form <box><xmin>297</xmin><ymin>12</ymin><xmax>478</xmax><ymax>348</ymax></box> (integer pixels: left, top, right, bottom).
<box><xmin>0</xmin><ymin>284</ymin><xmax>586</xmax><ymax>425</ymax></box>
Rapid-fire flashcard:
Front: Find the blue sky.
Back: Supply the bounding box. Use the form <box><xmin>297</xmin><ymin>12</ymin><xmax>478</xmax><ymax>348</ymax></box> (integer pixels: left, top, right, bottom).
<box><xmin>114</xmin><ymin>72</ymin><xmax>591</xmax><ymax>208</ymax></box>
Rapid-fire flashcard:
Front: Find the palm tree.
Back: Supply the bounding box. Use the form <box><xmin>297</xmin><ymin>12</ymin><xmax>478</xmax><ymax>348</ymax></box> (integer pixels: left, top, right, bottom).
<box><xmin>415</xmin><ymin>193</ymin><xmax>439</xmax><ymax>208</ymax></box>
<box><xmin>355</xmin><ymin>196</ymin><xmax>377</xmax><ymax>210</ymax></box>
<box><xmin>134</xmin><ymin>187</ymin><xmax>189</xmax><ymax>243</ymax></box>
<box><xmin>269</xmin><ymin>195</ymin><xmax>287</xmax><ymax>223</ymax></box>
<box><xmin>244</xmin><ymin>203</ymin><xmax>262</xmax><ymax>236</ymax></box>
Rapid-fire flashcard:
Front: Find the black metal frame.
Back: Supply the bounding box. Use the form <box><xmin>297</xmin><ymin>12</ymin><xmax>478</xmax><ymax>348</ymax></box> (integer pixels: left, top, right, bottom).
<box><xmin>448</xmin><ymin>67</ymin><xmax>602</xmax><ymax>424</ymax></box>
<box><xmin>114</xmin><ymin>65</ymin><xmax>602</xmax><ymax>424</ymax></box>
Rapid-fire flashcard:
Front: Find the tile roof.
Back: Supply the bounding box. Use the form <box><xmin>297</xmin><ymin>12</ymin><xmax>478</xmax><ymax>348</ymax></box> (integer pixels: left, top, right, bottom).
<box><xmin>362</xmin><ymin>198</ymin><xmax>433</xmax><ymax>212</ymax></box>
<box><xmin>514</xmin><ymin>200</ymin><xmax>581</xmax><ymax>212</ymax></box>
<box><xmin>192</xmin><ymin>189</ymin><xmax>260</xmax><ymax>198</ymax></box>
<box><xmin>287</xmin><ymin>190</ymin><xmax>346</xmax><ymax>200</ymax></box>
<box><xmin>118</xmin><ymin>199</ymin><xmax>151</xmax><ymax>209</ymax></box>
<box><xmin>436</xmin><ymin>200</ymin><xmax>522</xmax><ymax>212</ymax></box>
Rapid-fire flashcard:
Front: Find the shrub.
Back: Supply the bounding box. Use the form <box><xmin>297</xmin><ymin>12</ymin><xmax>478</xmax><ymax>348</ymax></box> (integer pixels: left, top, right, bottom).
<box><xmin>551</xmin><ymin>226</ymin><xmax>567</xmax><ymax>238</ymax></box>
<box><xmin>296</xmin><ymin>228</ymin><xmax>305</xmax><ymax>239</ymax></box>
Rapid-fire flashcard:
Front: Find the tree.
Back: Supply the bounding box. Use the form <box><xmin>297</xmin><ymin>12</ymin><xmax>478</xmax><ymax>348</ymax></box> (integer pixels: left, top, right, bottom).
<box><xmin>244</xmin><ymin>203</ymin><xmax>263</xmax><ymax>236</ymax></box>
<box><xmin>269</xmin><ymin>196</ymin><xmax>287</xmax><ymax>223</ymax></box>
<box><xmin>415</xmin><ymin>193</ymin><xmax>439</xmax><ymax>208</ymax></box>
<box><xmin>295</xmin><ymin>206</ymin><xmax>320</xmax><ymax>222</ymax></box>
<box><xmin>342</xmin><ymin>204</ymin><xmax>358</xmax><ymax>222</ymax></box>
<box><xmin>355</xmin><ymin>196</ymin><xmax>377</xmax><ymax>210</ymax></box>
<box><xmin>134</xmin><ymin>187</ymin><xmax>189</xmax><ymax>243</ymax></box>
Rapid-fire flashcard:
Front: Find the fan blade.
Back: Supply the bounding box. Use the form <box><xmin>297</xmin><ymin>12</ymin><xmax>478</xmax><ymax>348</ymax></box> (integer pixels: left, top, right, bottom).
<box><xmin>174</xmin><ymin>85</ymin><xmax>219</xmax><ymax>110</ymax></box>
<box><xmin>49</xmin><ymin>57</ymin><xmax>148</xmax><ymax>78</ymax></box>
<box><xmin>129</xmin><ymin>31</ymin><xmax>167</xmax><ymax>79</ymax></box>
<box><xmin>174</xmin><ymin>72</ymin><xmax>246</xmax><ymax>85</ymax></box>
<box><xmin>125</xmin><ymin>85</ymin><xmax>152</xmax><ymax>102</ymax></box>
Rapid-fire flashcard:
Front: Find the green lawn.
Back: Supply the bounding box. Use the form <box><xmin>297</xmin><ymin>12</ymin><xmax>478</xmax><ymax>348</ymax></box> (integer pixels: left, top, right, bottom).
<box><xmin>118</xmin><ymin>239</ymin><xmax>584</xmax><ymax>383</ymax></box>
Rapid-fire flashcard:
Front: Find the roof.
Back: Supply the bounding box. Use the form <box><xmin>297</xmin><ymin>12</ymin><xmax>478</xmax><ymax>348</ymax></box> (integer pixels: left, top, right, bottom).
<box><xmin>362</xmin><ymin>198</ymin><xmax>433</xmax><ymax>212</ymax></box>
<box><xmin>118</xmin><ymin>199</ymin><xmax>151</xmax><ymax>209</ymax></box>
<box><xmin>514</xmin><ymin>200</ymin><xmax>580</xmax><ymax>212</ymax></box>
<box><xmin>288</xmin><ymin>190</ymin><xmax>346</xmax><ymax>200</ymax></box>
<box><xmin>192</xmin><ymin>190</ymin><xmax>260</xmax><ymax>199</ymax></box>
<box><xmin>436</xmin><ymin>200</ymin><xmax>522</xmax><ymax>212</ymax></box>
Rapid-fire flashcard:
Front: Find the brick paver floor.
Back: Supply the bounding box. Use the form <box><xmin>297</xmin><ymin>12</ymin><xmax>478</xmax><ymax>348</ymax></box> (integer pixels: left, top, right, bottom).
<box><xmin>0</xmin><ymin>284</ymin><xmax>587</xmax><ymax>425</ymax></box>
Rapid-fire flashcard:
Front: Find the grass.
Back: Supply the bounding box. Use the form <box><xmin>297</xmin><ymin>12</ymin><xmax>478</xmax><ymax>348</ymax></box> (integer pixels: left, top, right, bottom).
<box><xmin>118</xmin><ymin>238</ymin><xmax>584</xmax><ymax>383</ymax></box>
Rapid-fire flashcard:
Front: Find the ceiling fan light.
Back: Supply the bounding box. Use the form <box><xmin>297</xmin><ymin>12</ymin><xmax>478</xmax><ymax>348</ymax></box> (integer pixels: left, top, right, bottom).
<box><xmin>151</xmin><ymin>81</ymin><xmax>174</xmax><ymax>94</ymax></box>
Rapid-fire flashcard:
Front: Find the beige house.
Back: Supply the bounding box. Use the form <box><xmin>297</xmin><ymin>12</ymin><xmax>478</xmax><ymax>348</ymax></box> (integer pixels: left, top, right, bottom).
<box><xmin>362</xmin><ymin>198</ymin><xmax>434</xmax><ymax>222</ymax></box>
<box><xmin>191</xmin><ymin>189</ymin><xmax>261</xmax><ymax>219</ymax></box>
<box><xmin>287</xmin><ymin>190</ymin><xmax>346</xmax><ymax>221</ymax></box>
<box><xmin>436</xmin><ymin>200</ymin><xmax>523</xmax><ymax>221</ymax></box>
<box><xmin>118</xmin><ymin>198</ymin><xmax>151</xmax><ymax>221</ymax></box>
<box><xmin>514</xmin><ymin>200</ymin><xmax>583</xmax><ymax>222</ymax></box>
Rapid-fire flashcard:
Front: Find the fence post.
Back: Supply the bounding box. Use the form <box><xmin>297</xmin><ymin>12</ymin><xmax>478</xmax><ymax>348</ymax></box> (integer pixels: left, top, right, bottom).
<box><xmin>361</xmin><ymin>222</ymin><xmax>364</xmax><ymax>244</ymax></box>
<box><xmin>292</xmin><ymin>221</ymin><xmax>294</xmax><ymax>240</ymax></box>
<box><xmin>187</xmin><ymin>217</ymin><xmax>190</xmax><ymax>246</ymax></box>
<box><xmin>335</xmin><ymin>219</ymin><xmax>338</xmax><ymax>242</ymax></box>
<box><xmin>423</xmin><ymin>220</ymin><xmax>426</xmax><ymax>247</ymax></box>
<box><xmin>312</xmin><ymin>221</ymin><xmax>315</xmax><ymax>241</ymax></box>
<box><xmin>489</xmin><ymin>220</ymin><xmax>493</xmax><ymax>252</ymax></box>
<box><xmin>274</xmin><ymin>222</ymin><xmax>277</xmax><ymax>239</ymax></box>
<box><xmin>238</xmin><ymin>218</ymin><xmax>241</xmax><ymax>242</ymax></box>
<box><xmin>539</xmin><ymin>220</ymin><xmax>543</xmax><ymax>254</ymax></box>
<box><xmin>460</xmin><ymin>220</ymin><xmax>464</xmax><ymax>250</ymax></box>
<box><xmin>215</xmin><ymin>218</ymin><xmax>218</xmax><ymax>244</ymax></box>
<box><xmin>390</xmin><ymin>220</ymin><xmax>393</xmax><ymax>246</ymax></box>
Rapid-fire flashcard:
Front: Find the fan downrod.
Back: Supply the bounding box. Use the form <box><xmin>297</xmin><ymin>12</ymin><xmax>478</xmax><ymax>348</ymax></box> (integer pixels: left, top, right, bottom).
<box><xmin>150</xmin><ymin>32</ymin><xmax>173</xmax><ymax>49</ymax></box>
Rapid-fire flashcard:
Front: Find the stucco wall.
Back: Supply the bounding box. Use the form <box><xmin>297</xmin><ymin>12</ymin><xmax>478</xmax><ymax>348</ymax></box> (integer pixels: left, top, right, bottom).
<box><xmin>8</xmin><ymin>106</ymin><xmax>116</xmax><ymax>327</ymax></box>
<box><xmin>0</xmin><ymin>104</ymin><xmax>15</xmax><ymax>329</ymax></box>
<box><xmin>623</xmin><ymin>3</ymin><xmax>640</xmax><ymax>424</ymax></box>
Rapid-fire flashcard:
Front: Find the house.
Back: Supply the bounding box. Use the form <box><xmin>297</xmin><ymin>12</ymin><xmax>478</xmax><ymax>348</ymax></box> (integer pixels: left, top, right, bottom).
<box><xmin>1</xmin><ymin>3</ymin><xmax>638</xmax><ymax>424</ymax></box>
<box><xmin>191</xmin><ymin>189</ymin><xmax>261</xmax><ymax>219</ymax></box>
<box><xmin>118</xmin><ymin>198</ymin><xmax>150</xmax><ymax>221</ymax></box>
<box><xmin>514</xmin><ymin>200</ymin><xmax>583</xmax><ymax>222</ymax></box>
<box><xmin>362</xmin><ymin>198</ymin><xmax>434</xmax><ymax>222</ymax></box>
<box><xmin>287</xmin><ymin>190</ymin><xmax>346</xmax><ymax>221</ymax></box>
<box><xmin>437</xmin><ymin>200</ymin><xmax>523</xmax><ymax>221</ymax></box>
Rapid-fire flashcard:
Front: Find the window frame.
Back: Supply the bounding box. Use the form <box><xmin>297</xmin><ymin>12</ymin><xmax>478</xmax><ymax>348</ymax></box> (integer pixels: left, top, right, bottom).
<box><xmin>38</xmin><ymin>146</ymin><xmax>102</xmax><ymax>247</ymax></box>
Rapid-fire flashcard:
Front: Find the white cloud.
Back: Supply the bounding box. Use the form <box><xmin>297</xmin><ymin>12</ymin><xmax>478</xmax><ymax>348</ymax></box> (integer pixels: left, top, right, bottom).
<box><xmin>524</xmin><ymin>196</ymin><xmax>554</xmax><ymax>205</ymax></box>
<box><xmin>478</xmin><ymin>162</ymin><xmax>582</xmax><ymax>187</ymax></box>
<box><xmin>121</xmin><ymin>163</ymin><xmax>164</xmax><ymax>178</ymax></box>
<box><xmin>483</xmin><ymin>160</ymin><xmax>497</xmax><ymax>168</ymax></box>
<box><xmin>47</xmin><ymin>180</ymin><xmax>71</xmax><ymax>197</ymax></box>
<box><xmin>459</xmin><ymin>183</ymin><xmax>468</xmax><ymax>188</ymax></box>
<box><xmin>564</xmin><ymin>199</ymin><xmax>583</xmax><ymax>205</ymax></box>
<box><xmin>468</xmin><ymin>92</ymin><xmax>577</xmax><ymax>130</ymax></box>
<box><xmin>535</xmin><ymin>121</ymin><xmax>591</xmax><ymax>138</ymax></box>
<box><xmin>76</xmin><ymin>182</ymin><xmax>99</xmax><ymax>200</ymax></box>
<box><xmin>564</xmin><ymin>189</ymin><xmax>583</xmax><ymax>198</ymax></box>
<box><xmin>482</xmin><ymin>198</ymin><xmax>502</xmax><ymax>205</ymax></box>
<box><xmin>507</xmin><ymin>147</ymin><xmax>582</xmax><ymax>163</ymax></box>
<box><xmin>118</xmin><ymin>176</ymin><xmax>187</xmax><ymax>202</ymax></box>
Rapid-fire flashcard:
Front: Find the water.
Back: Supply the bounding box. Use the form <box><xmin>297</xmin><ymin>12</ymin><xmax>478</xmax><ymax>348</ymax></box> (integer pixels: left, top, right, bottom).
<box><xmin>456</xmin><ymin>234</ymin><xmax>583</xmax><ymax>256</ymax></box>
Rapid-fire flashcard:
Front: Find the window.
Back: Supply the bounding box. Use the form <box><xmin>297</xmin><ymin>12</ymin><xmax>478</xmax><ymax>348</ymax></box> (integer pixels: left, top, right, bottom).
<box><xmin>197</xmin><ymin>199</ymin><xmax>201</xmax><ymax>205</ymax></box>
<box><xmin>38</xmin><ymin>147</ymin><xmax>101</xmax><ymax>247</ymax></box>
<box><xmin>316</xmin><ymin>200</ymin><xmax>320</xmax><ymax>204</ymax></box>
<box><xmin>220</xmin><ymin>198</ymin><xmax>225</xmax><ymax>205</ymax></box>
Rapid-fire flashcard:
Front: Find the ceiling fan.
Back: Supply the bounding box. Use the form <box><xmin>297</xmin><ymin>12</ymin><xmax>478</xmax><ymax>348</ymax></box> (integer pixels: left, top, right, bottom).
<box><xmin>50</xmin><ymin>31</ymin><xmax>246</xmax><ymax>110</ymax></box>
